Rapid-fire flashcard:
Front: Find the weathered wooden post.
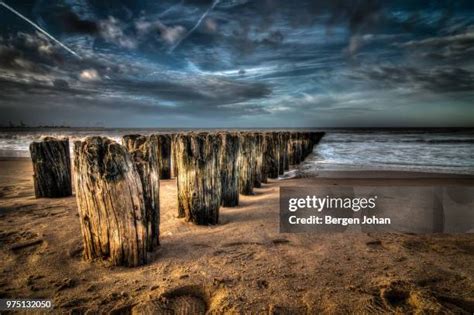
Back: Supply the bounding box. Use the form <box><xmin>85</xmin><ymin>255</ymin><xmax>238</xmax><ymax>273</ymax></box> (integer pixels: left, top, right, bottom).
<box><xmin>171</xmin><ymin>134</ymin><xmax>179</xmax><ymax>178</ymax></box>
<box><xmin>299</xmin><ymin>132</ymin><xmax>306</xmax><ymax>160</ymax></box>
<box><xmin>309</xmin><ymin>132</ymin><xmax>320</xmax><ymax>146</ymax></box>
<box><xmin>288</xmin><ymin>132</ymin><xmax>296</xmax><ymax>165</ymax></box>
<box><xmin>176</xmin><ymin>133</ymin><xmax>221</xmax><ymax>225</ymax></box>
<box><xmin>277</xmin><ymin>131</ymin><xmax>289</xmax><ymax>173</ymax></box>
<box><xmin>122</xmin><ymin>135</ymin><xmax>160</xmax><ymax>250</ymax></box>
<box><xmin>174</xmin><ymin>133</ymin><xmax>185</xmax><ymax>218</ymax></box>
<box><xmin>261</xmin><ymin>133</ymin><xmax>268</xmax><ymax>184</ymax></box>
<box><xmin>286</xmin><ymin>131</ymin><xmax>324</xmax><ymax>166</ymax></box>
<box><xmin>264</xmin><ymin>132</ymin><xmax>280</xmax><ymax>179</ymax></box>
<box><xmin>239</xmin><ymin>132</ymin><xmax>256</xmax><ymax>195</ymax></box>
<box><xmin>29</xmin><ymin>137</ymin><xmax>72</xmax><ymax>198</ymax></box>
<box><xmin>305</xmin><ymin>131</ymin><xmax>324</xmax><ymax>157</ymax></box>
<box><xmin>301</xmin><ymin>132</ymin><xmax>311</xmax><ymax>159</ymax></box>
<box><xmin>276</xmin><ymin>131</ymin><xmax>290</xmax><ymax>174</ymax></box>
<box><xmin>310</xmin><ymin>132</ymin><xmax>325</xmax><ymax>149</ymax></box>
<box><xmin>291</xmin><ymin>132</ymin><xmax>303</xmax><ymax>165</ymax></box>
<box><xmin>150</xmin><ymin>134</ymin><xmax>172</xmax><ymax>180</ymax></box>
<box><xmin>278</xmin><ymin>132</ymin><xmax>284</xmax><ymax>175</ymax></box>
<box><xmin>282</xmin><ymin>132</ymin><xmax>290</xmax><ymax>171</ymax></box>
<box><xmin>122</xmin><ymin>134</ymin><xmax>142</xmax><ymax>151</ymax></box>
<box><xmin>253</xmin><ymin>133</ymin><xmax>264</xmax><ymax>188</ymax></box>
<box><xmin>74</xmin><ymin>137</ymin><xmax>148</xmax><ymax>267</ymax></box>
<box><xmin>218</xmin><ymin>132</ymin><xmax>240</xmax><ymax>207</ymax></box>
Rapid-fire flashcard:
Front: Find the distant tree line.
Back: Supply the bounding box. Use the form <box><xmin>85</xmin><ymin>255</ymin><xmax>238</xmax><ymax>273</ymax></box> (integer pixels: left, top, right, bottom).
<box><xmin>0</xmin><ymin>121</ymin><xmax>70</xmax><ymax>129</ymax></box>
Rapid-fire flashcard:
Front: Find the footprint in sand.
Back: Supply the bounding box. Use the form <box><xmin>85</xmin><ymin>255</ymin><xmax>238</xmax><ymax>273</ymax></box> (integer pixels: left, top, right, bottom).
<box><xmin>132</xmin><ymin>285</ymin><xmax>208</xmax><ymax>315</ymax></box>
<box><xmin>376</xmin><ymin>279</ymin><xmax>474</xmax><ymax>313</ymax></box>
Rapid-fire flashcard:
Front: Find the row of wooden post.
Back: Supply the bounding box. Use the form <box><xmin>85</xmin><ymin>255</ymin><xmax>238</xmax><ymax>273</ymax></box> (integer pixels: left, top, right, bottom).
<box><xmin>29</xmin><ymin>131</ymin><xmax>324</xmax><ymax>266</ymax></box>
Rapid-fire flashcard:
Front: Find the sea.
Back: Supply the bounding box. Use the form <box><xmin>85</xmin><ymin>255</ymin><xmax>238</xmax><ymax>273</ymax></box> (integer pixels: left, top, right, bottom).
<box><xmin>0</xmin><ymin>128</ymin><xmax>473</xmax><ymax>175</ymax></box>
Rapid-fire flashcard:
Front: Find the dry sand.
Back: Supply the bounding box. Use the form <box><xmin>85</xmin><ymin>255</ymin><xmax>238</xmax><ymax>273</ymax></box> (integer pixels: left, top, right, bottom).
<box><xmin>1</xmin><ymin>159</ymin><xmax>474</xmax><ymax>314</ymax></box>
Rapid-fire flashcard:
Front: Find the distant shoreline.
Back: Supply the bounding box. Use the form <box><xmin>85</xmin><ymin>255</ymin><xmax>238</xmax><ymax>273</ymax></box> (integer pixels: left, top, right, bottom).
<box><xmin>1</xmin><ymin>127</ymin><xmax>473</xmax><ymax>132</ymax></box>
<box><xmin>0</xmin><ymin>126</ymin><xmax>72</xmax><ymax>130</ymax></box>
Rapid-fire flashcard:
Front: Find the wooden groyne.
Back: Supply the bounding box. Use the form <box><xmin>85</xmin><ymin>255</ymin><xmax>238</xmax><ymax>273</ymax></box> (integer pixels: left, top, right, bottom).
<box><xmin>31</xmin><ymin>130</ymin><xmax>324</xmax><ymax>266</ymax></box>
<box><xmin>29</xmin><ymin>137</ymin><xmax>72</xmax><ymax>198</ymax></box>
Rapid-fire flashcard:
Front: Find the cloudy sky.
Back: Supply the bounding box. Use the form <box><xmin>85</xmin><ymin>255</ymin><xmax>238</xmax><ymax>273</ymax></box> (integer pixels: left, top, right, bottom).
<box><xmin>0</xmin><ymin>0</ymin><xmax>473</xmax><ymax>127</ymax></box>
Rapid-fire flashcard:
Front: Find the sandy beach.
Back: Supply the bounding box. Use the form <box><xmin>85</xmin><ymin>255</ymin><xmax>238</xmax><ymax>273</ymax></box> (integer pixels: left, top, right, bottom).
<box><xmin>1</xmin><ymin>0</ymin><xmax>473</xmax><ymax>312</ymax></box>
<box><xmin>1</xmin><ymin>158</ymin><xmax>474</xmax><ymax>314</ymax></box>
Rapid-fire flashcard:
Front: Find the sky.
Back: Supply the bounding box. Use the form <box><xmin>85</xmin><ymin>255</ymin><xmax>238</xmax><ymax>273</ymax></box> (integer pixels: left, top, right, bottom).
<box><xmin>0</xmin><ymin>0</ymin><xmax>473</xmax><ymax>128</ymax></box>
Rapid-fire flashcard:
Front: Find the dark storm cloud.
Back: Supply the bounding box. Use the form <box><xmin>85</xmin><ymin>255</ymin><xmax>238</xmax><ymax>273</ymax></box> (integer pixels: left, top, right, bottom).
<box><xmin>102</xmin><ymin>77</ymin><xmax>271</xmax><ymax>105</ymax></box>
<box><xmin>398</xmin><ymin>32</ymin><xmax>474</xmax><ymax>50</ymax></box>
<box><xmin>53</xmin><ymin>79</ymin><xmax>69</xmax><ymax>89</ymax></box>
<box><xmin>0</xmin><ymin>56</ymin><xmax>272</xmax><ymax>117</ymax></box>
<box><xmin>395</xmin><ymin>31</ymin><xmax>474</xmax><ymax>62</ymax></box>
<box><xmin>0</xmin><ymin>76</ymin><xmax>270</xmax><ymax>119</ymax></box>
<box><xmin>324</xmin><ymin>0</ymin><xmax>381</xmax><ymax>33</ymax></box>
<box><xmin>0</xmin><ymin>43</ymin><xmax>26</xmax><ymax>70</ymax></box>
<box><xmin>0</xmin><ymin>71</ymin><xmax>270</xmax><ymax>102</ymax></box>
<box><xmin>0</xmin><ymin>32</ymin><xmax>63</xmax><ymax>73</ymax></box>
<box><xmin>354</xmin><ymin>66</ymin><xmax>474</xmax><ymax>94</ymax></box>
<box><xmin>0</xmin><ymin>78</ymin><xmax>86</xmax><ymax>99</ymax></box>
<box><xmin>99</xmin><ymin>99</ymin><xmax>270</xmax><ymax>117</ymax></box>
<box><xmin>57</xmin><ymin>11</ymin><xmax>99</xmax><ymax>35</ymax></box>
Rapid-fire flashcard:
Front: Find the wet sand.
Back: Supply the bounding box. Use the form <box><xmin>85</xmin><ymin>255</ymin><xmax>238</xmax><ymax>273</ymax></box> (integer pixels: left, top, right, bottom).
<box><xmin>1</xmin><ymin>159</ymin><xmax>474</xmax><ymax>313</ymax></box>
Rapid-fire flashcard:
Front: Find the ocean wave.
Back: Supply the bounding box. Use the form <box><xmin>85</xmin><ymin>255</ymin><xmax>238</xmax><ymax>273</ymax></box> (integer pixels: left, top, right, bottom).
<box><xmin>324</xmin><ymin>139</ymin><xmax>474</xmax><ymax>144</ymax></box>
<box><xmin>302</xmin><ymin>131</ymin><xmax>474</xmax><ymax>175</ymax></box>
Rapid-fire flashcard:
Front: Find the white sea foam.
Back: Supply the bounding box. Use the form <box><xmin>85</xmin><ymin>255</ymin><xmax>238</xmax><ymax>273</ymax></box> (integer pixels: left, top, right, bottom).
<box><xmin>299</xmin><ymin>130</ymin><xmax>474</xmax><ymax>175</ymax></box>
